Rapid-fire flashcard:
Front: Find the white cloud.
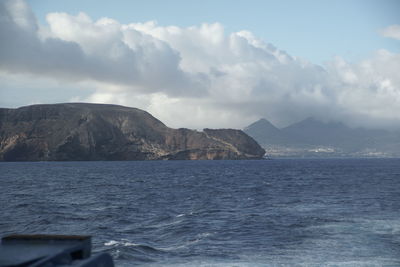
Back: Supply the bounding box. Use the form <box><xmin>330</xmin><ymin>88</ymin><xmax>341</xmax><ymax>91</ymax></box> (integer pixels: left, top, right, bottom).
<box><xmin>1</xmin><ymin>0</ymin><xmax>400</xmax><ymax>130</ymax></box>
<box><xmin>381</xmin><ymin>24</ymin><xmax>400</xmax><ymax>40</ymax></box>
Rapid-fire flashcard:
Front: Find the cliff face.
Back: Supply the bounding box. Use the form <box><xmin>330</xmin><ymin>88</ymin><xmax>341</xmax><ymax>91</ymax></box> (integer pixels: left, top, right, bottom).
<box><xmin>0</xmin><ymin>103</ymin><xmax>265</xmax><ymax>161</ymax></box>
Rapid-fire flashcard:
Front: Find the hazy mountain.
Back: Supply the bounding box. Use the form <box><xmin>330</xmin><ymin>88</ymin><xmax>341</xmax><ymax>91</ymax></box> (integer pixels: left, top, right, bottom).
<box><xmin>244</xmin><ymin>117</ymin><xmax>400</xmax><ymax>157</ymax></box>
<box><xmin>243</xmin><ymin>119</ymin><xmax>286</xmax><ymax>145</ymax></box>
<box><xmin>0</xmin><ymin>103</ymin><xmax>265</xmax><ymax>161</ymax></box>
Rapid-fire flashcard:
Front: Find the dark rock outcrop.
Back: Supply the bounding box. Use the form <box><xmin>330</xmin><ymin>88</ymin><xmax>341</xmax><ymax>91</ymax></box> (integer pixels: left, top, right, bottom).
<box><xmin>0</xmin><ymin>103</ymin><xmax>265</xmax><ymax>161</ymax></box>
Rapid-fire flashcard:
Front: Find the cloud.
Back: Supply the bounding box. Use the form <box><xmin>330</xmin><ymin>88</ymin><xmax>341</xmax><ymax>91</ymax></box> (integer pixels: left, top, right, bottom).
<box><xmin>381</xmin><ymin>24</ymin><xmax>400</xmax><ymax>40</ymax></box>
<box><xmin>1</xmin><ymin>0</ymin><xmax>400</xmax><ymax>130</ymax></box>
<box><xmin>325</xmin><ymin>50</ymin><xmax>400</xmax><ymax>129</ymax></box>
<box><xmin>0</xmin><ymin>0</ymin><xmax>203</xmax><ymax>97</ymax></box>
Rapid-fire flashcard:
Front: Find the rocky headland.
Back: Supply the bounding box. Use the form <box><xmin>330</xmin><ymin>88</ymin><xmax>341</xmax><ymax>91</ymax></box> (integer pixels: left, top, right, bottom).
<box><xmin>0</xmin><ymin>103</ymin><xmax>265</xmax><ymax>161</ymax></box>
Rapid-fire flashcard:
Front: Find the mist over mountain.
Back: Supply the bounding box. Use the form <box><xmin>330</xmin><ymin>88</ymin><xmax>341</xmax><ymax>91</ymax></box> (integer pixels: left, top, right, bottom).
<box><xmin>244</xmin><ymin>118</ymin><xmax>400</xmax><ymax>157</ymax></box>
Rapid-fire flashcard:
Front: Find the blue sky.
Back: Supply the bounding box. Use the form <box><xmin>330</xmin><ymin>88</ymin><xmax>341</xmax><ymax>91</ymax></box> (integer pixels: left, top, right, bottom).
<box><xmin>28</xmin><ymin>0</ymin><xmax>400</xmax><ymax>64</ymax></box>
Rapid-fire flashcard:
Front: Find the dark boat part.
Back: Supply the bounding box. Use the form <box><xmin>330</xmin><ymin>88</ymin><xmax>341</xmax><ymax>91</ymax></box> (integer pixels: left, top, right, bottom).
<box><xmin>0</xmin><ymin>234</ymin><xmax>114</xmax><ymax>267</ymax></box>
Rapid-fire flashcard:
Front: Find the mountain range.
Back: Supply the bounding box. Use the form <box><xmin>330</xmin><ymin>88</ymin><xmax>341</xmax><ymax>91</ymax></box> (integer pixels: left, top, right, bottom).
<box><xmin>0</xmin><ymin>103</ymin><xmax>265</xmax><ymax>161</ymax></box>
<box><xmin>244</xmin><ymin>118</ymin><xmax>400</xmax><ymax>157</ymax></box>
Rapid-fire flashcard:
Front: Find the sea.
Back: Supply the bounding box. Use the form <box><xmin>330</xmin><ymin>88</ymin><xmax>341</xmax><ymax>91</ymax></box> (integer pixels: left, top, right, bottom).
<box><xmin>1</xmin><ymin>159</ymin><xmax>400</xmax><ymax>266</ymax></box>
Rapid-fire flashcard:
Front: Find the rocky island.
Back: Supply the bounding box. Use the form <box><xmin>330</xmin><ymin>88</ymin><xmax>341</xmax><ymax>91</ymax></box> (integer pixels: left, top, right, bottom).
<box><xmin>0</xmin><ymin>103</ymin><xmax>265</xmax><ymax>161</ymax></box>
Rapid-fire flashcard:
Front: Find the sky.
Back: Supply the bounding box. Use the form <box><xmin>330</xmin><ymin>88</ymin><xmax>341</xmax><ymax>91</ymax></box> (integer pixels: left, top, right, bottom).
<box><xmin>1</xmin><ymin>0</ymin><xmax>400</xmax><ymax>130</ymax></box>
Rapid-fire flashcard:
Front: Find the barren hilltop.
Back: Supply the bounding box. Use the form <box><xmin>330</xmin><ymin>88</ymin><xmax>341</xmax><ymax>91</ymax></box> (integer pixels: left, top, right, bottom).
<box><xmin>0</xmin><ymin>103</ymin><xmax>265</xmax><ymax>161</ymax></box>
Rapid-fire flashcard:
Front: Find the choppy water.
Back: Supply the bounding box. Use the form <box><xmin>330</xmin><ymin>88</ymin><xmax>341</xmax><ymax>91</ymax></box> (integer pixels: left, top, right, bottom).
<box><xmin>1</xmin><ymin>159</ymin><xmax>400</xmax><ymax>266</ymax></box>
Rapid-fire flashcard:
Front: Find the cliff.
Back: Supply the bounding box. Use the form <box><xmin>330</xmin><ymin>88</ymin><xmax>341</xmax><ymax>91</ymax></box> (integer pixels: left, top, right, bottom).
<box><xmin>0</xmin><ymin>103</ymin><xmax>265</xmax><ymax>161</ymax></box>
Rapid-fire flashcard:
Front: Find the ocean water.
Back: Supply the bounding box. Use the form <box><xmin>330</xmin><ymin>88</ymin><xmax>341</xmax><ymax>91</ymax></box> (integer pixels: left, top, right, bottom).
<box><xmin>1</xmin><ymin>159</ymin><xmax>400</xmax><ymax>266</ymax></box>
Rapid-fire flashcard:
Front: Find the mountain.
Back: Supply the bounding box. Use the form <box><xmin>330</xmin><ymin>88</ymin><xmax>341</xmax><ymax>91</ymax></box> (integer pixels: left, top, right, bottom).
<box><xmin>244</xmin><ymin>117</ymin><xmax>400</xmax><ymax>157</ymax></box>
<box><xmin>0</xmin><ymin>103</ymin><xmax>265</xmax><ymax>161</ymax></box>
<box><xmin>281</xmin><ymin>117</ymin><xmax>367</xmax><ymax>150</ymax></box>
<box><xmin>243</xmin><ymin>119</ymin><xmax>285</xmax><ymax>145</ymax></box>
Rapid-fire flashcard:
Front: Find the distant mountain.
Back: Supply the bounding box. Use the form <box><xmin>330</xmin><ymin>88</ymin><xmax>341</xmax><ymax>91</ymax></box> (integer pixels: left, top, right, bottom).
<box><xmin>244</xmin><ymin>119</ymin><xmax>285</xmax><ymax>144</ymax></box>
<box><xmin>0</xmin><ymin>103</ymin><xmax>265</xmax><ymax>161</ymax></box>
<box><xmin>244</xmin><ymin>117</ymin><xmax>400</xmax><ymax>157</ymax></box>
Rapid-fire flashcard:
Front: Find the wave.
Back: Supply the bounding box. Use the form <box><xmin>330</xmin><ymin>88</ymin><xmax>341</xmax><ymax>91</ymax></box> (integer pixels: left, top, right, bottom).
<box><xmin>104</xmin><ymin>239</ymin><xmax>165</xmax><ymax>253</ymax></box>
<box><xmin>103</xmin><ymin>239</ymin><xmax>169</xmax><ymax>262</ymax></box>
